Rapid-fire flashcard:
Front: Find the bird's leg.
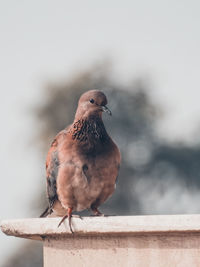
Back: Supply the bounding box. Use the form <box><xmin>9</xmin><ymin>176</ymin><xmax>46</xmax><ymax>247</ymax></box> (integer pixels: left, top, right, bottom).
<box><xmin>57</xmin><ymin>208</ymin><xmax>83</xmax><ymax>233</ymax></box>
<box><xmin>58</xmin><ymin>207</ymin><xmax>74</xmax><ymax>233</ymax></box>
<box><xmin>91</xmin><ymin>207</ymin><xmax>104</xmax><ymax>216</ymax></box>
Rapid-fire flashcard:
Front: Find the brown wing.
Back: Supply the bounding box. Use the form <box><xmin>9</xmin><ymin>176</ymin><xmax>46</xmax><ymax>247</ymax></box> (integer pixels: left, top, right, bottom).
<box><xmin>46</xmin><ymin>130</ymin><xmax>66</xmax><ymax>211</ymax></box>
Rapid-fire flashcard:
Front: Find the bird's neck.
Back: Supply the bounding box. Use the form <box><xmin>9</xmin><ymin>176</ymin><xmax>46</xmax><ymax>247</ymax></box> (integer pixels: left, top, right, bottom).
<box><xmin>70</xmin><ymin>116</ymin><xmax>109</xmax><ymax>144</ymax></box>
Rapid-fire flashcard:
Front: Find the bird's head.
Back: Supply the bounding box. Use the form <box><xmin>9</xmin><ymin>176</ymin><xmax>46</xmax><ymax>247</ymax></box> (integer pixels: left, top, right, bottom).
<box><xmin>75</xmin><ymin>90</ymin><xmax>112</xmax><ymax>120</ymax></box>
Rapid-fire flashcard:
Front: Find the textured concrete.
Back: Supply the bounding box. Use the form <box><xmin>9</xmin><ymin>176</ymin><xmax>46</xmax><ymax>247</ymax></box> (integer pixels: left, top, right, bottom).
<box><xmin>44</xmin><ymin>233</ymin><xmax>200</xmax><ymax>267</ymax></box>
<box><xmin>2</xmin><ymin>215</ymin><xmax>200</xmax><ymax>266</ymax></box>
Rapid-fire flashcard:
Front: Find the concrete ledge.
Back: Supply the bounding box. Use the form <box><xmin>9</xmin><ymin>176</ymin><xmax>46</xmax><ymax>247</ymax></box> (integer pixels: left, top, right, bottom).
<box><xmin>2</xmin><ymin>214</ymin><xmax>200</xmax><ymax>241</ymax></box>
<box><xmin>3</xmin><ymin>215</ymin><xmax>200</xmax><ymax>266</ymax></box>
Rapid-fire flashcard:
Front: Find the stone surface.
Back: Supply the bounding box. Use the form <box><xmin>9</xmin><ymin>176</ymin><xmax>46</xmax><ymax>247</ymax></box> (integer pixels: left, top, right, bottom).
<box><xmin>44</xmin><ymin>233</ymin><xmax>200</xmax><ymax>267</ymax></box>
<box><xmin>2</xmin><ymin>215</ymin><xmax>200</xmax><ymax>266</ymax></box>
<box><xmin>2</xmin><ymin>215</ymin><xmax>200</xmax><ymax>240</ymax></box>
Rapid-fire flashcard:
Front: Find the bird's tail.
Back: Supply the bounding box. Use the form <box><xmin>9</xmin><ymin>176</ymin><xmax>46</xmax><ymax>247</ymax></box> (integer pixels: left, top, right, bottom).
<box><xmin>39</xmin><ymin>206</ymin><xmax>52</xmax><ymax>218</ymax></box>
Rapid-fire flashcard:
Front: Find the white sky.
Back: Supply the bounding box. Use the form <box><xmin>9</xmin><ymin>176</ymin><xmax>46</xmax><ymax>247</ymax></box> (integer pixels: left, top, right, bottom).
<box><xmin>1</xmin><ymin>0</ymin><xmax>200</xmax><ymax>264</ymax></box>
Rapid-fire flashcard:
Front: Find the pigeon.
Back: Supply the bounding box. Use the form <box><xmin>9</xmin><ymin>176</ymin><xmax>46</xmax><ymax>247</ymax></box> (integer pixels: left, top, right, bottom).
<box><xmin>40</xmin><ymin>90</ymin><xmax>121</xmax><ymax>233</ymax></box>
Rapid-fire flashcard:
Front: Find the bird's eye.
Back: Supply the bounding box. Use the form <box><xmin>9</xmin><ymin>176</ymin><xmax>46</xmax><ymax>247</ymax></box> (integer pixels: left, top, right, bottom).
<box><xmin>89</xmin><ymin>99</ymin><xmax>94</xmax><ymax>104</ymax></box>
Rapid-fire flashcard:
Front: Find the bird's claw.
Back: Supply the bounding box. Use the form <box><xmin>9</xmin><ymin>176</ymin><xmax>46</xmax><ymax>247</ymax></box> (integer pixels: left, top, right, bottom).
<box><xmin>91</xmin><ymin>207</ymin><xmax>105</xmax><ymax>217</ymax></box>
<box><xmin>57</xmin><ymin>212</ymin><xmax>82</xmax><ymax>233</ymax></box>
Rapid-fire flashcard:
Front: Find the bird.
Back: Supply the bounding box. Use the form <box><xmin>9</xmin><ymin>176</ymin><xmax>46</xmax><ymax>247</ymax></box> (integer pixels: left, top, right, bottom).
<box><xmin>40</xmin><ymin>90</ymin><xmax>121</xmax><ymax>233</ymax></box>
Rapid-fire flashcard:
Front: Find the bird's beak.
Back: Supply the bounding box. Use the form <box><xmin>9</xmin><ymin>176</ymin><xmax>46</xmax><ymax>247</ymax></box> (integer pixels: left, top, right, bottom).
<box><xmin>102</xmin><ymin>105</ymin><xmax>112</xmax><ymax>116</ymax></box>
